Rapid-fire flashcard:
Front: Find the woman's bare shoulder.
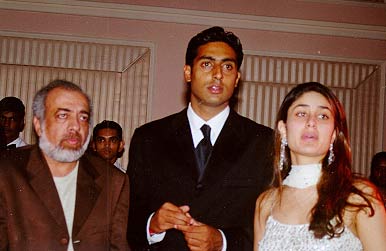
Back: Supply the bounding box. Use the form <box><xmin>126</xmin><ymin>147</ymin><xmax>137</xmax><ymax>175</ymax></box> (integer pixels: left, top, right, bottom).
<box><xmin>350</xmin><ymin>179</ymin><xmax>381</xmax><ymax>203</ymax></box>
<box><xmin>256</xmin><ymin>188</ymin><xmax>279</xmax><ymax>214</ymax></box>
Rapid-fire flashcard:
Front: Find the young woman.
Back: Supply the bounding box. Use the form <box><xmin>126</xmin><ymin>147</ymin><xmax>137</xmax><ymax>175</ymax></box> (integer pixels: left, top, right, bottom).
<box><xmin>254</xmin><ymin>82</ymin><xmax>386</xmax><ymax>251</ymax></box>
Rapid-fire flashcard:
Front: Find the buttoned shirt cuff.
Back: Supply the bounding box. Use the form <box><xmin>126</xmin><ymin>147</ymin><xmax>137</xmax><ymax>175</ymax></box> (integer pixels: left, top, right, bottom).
<box><xmin>146</xmin><ymin>212</ymin><xmax>166</xmax><ymax>244</ymax></box>
<box><xmin>219</xmin><ymin>229</ymin><xmax>227</xmax><ymax>251</ymax></box>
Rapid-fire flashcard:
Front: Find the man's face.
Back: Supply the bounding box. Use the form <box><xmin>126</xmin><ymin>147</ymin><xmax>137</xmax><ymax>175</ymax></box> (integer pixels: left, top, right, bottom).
<box><xmin>93</xmin><ymin>128</ymin><xmax>124</xmax><ymax>164</ymax></box>
<box><xmin>184</xmin><ymin>41</ymin><xmax>240</xmax><ymax>118</ymax></box>
<box><xmin>34</xmin><ymin>88</ymin><xmax>90</xmax><ymax>163</ymax></box>
<box><xmin>0</xmin><ymin>111</ymin><xmax>24</xmax><ymax>144</ymax></box>
<box><xmin>373</xmin><ymin>159</ymin><xmax>386</xmax><ymax>186</ymax></box>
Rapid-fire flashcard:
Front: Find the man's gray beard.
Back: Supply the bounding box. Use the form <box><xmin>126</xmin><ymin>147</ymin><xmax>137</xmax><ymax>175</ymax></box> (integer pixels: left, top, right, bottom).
<box><xmin>39</xmin><ymin>128</ymin><xmax>91</xmax><ymax>163</ymax></box>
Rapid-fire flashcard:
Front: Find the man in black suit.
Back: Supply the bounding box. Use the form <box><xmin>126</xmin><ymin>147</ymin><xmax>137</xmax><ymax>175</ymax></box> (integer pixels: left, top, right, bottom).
<box><xmin>127</xmin><ymin>26</ymin><xmax>273</xmax><ymax>251</ymax></box>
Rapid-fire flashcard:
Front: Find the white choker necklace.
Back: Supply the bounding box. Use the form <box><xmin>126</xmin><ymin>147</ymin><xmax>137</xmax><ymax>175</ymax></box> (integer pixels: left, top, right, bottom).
<box><xmin>283</xmin><ymin>164</ymin><xmax>322</xmax><ymax>189</ymax></box>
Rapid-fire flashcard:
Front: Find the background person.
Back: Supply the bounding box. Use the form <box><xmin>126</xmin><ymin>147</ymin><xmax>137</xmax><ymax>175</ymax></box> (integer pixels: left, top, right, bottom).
<box><xmin>254</xmin><ymin>82</ymin><xmax>386</xmax><ymax>251</ymax></box>
<box><xmin>127</xmin><ymin>26</ymin><xmax>274</xmax><ymax>251</ymax></box>
<box><xmin>370</xmin><ymin>151</ymin><xmax>386</xmax><ymax>206</ymax></box>
<box><xmin>0</xmin><ymin>80</ymin><xmax>130</xmax><ymax>251</ymax></box>
<box><xmin>92</xmin><ymin>120</ymin><xmax>126</xmax><ymax>172</ymax></box>
<box><xmin>0</xmin><ymin>96</ymin><xmax>28</xmax><ymax>148</ymax></box>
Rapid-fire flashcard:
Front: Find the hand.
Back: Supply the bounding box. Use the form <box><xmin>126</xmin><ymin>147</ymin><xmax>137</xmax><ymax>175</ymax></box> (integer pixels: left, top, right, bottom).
<box><xmin>177</xmin><ymin>220</ymin><xmax>223</xmax><ymax>251</ymax></box>
<box><xmin>150</xmin><ymin>202</ymin><xmax>193</xmax><ymax>233</ymax></box>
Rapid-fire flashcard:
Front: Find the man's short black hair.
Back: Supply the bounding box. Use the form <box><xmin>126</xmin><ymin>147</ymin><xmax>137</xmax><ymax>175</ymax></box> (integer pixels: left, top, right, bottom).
<box><xmin>185</xmin><ymin>26</ymin><xmax>244</xmax><ymax>70</ymax></box>
<box><xmin>0</xmin><ymin>96</ymin><xmax>25</xmax><ymax>117</ymax></box>
<box><xmin>93</xmin><ymin>120</ymin><xmax>123</xmax><ymax>141</ymax></box>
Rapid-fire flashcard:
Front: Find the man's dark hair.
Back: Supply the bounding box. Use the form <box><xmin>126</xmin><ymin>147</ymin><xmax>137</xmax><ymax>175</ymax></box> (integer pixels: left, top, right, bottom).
<box><xmin>93</xmin><ymin>120</ymin><xmax>123</xmax><ymax>141</ymax></box>
<box><xmin>185</xmin><ymin>26</ymin><xmax>244</xmax><ymax>70</ymax></box>
<box><xmin>0</xmin><ymin>96</ymin><xmax>25</xmax><ymax>118</ymax></box>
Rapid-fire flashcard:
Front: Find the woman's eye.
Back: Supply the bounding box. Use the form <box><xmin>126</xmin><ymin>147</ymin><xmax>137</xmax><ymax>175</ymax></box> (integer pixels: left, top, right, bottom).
<box><xmin>295</xmin><ymin>112</ymin><xmax>306</xmax><ymax>117</ymax></box>
<box><xmin>318</xmin><ymin>114</ymin><xmax>329</xmax><ymax>120</ymax></box>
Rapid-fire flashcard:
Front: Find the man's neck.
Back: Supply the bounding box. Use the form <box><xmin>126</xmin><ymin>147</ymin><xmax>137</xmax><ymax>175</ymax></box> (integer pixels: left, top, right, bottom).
<box><xmin>43</xmin><ymin>153</ymin><xmax>78</xmax><ymax>177</ymax></box>
<box><xmin>110</xmin><ymin>157</ymin><xmax>118</xmax><ymax>165</ymax></box>
<box><xmin>190</xmin><ymin>102</ymin><xmax>228</xmax><ymax>121</ymax></box>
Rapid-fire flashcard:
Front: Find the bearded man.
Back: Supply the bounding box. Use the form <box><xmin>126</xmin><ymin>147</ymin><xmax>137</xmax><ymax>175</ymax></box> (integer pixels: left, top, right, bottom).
<box><xmin>0</xmin><ymin>79</ymin><xmax>130</xmax><ymax>251</ymax></box>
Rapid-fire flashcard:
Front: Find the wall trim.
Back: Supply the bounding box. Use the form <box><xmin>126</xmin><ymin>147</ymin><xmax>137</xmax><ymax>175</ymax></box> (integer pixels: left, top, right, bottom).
<box><xmin>244</xmin><ymin>50</ymin><xmax>385</xmax><ymax>65</ymax></box>
<box><xmin>300</xmin><ymin>0</ymin><xmax>386</xmax><ymax>8</ymax></box>
<box><xmin>0</xmin><ymin>0</ymin><xmax>385</xmax><ymax>40</ymax></box>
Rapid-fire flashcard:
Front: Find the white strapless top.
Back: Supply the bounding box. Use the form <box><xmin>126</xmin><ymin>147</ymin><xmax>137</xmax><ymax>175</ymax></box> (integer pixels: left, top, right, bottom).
<box><xmin>258</xmin><ymin>216</ymin><xmax>363</xmax><ymax>251</ymax></box>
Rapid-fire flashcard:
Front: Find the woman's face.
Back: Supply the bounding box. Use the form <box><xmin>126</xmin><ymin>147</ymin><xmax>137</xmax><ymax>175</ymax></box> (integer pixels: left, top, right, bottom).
<box><xmin>279</xmin><ymin>91</ymin><xmax>336</xmax><ymax>165</ymax></box>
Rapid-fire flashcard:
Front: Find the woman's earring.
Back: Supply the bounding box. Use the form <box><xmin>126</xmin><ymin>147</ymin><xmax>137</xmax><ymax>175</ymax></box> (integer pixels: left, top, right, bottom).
<box><xmin>328</xmin><ymin>143</ymin><xmax>334</xmax><ymax>165</ymax></box>
<box><xmin>280</xmin><ymin>137</ymin><xmax>287</xmax><ymax>171</ymax></box>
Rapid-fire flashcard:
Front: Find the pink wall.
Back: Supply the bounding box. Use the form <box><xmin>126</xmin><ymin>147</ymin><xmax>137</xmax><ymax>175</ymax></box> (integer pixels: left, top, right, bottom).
<box><xmin>0</xmin><ymin>1</ymin><xmax>385</xmax><ymax>122</ymax></box>
<box><xmin>93</xmin><ymin>0</ymin><xmax>386</xmax><ymax>26</ymax></box>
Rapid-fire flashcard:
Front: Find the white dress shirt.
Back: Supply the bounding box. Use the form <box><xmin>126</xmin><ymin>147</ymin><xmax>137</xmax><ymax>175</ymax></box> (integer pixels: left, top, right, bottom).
<box><xmin>114</xmin><ymin>160</ymin><xmax>126</xmax><ymax>173</ymax></box>
<box><xmin>7</xmin><ymin>136</ymin><xmax>27</xmax><ymax>148</ymax></box>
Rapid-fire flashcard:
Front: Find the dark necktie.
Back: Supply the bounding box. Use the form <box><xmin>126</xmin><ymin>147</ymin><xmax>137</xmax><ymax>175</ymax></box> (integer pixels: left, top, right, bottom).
<box><xmin>195</xmin><ymin>124</ymin><xmax>213</xmax><ymax>178</ymax></box>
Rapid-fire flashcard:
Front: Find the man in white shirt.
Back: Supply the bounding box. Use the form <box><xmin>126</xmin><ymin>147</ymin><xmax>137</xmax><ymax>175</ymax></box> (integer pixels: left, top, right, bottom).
<box><xmin>92</xmin><ymin>120</ymin><xmax>126</xmax><ymax>173</ymax></box>
<box><xmin>127</xmin><ymin>26</ymin><xmax>274</xmax><ymax>251</ymax></box>
<box><xmin>0</xmin><ymin>96</ymin><xmax>28</xmax><ymax>148</ymax></box>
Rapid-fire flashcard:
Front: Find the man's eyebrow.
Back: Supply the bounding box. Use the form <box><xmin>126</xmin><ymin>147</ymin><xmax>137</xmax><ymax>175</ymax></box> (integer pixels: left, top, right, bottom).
<box><xmin>80</xmin><ymin>110</ymin><xmax>90</xmax><ymax>116</ymax></box>
<box><xmin>56</xmin><ymin>108</ymin><xmax>71</xmax><ymax>113</ymax></box>
<box><xmin>56</xmin><ymin>108</ymin><xmax>90</xmax><ymax>116</ymax></box>
<box><xmin>198</xmin><ymin>56</ymin><xmax>237</xmax><ymax>63</ymax></box>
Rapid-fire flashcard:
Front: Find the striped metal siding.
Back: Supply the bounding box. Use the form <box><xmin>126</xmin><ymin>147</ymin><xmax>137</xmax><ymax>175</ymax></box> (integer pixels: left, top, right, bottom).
<box><xmin>238</xmin><ymin>55</ymin><xmax>381</xmax><ymax>176</ymax></box>
<box><xmin>0</xmin><ymin>36</ymin><xmax>151</xmax><ymax>170</ymax></box>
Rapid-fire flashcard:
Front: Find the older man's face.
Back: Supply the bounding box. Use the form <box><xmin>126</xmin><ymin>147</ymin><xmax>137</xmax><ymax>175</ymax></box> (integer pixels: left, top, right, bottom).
<box><xmin>35</xmin><ymin>88</ymin><xmax>90</xmax><ymax>157</ymax></box>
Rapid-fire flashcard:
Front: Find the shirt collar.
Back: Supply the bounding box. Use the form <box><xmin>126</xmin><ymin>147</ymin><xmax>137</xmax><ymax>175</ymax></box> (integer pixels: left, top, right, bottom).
<box><xmin>7</xmin><ymin>137</ymin><xmax>25</xmax><ymax>147</ymax></box>
<box><xmin>114</xmin><ymin>161</ymin><xmax>126</xmax><ymax>173</ymax></box>
<box><xmin>187</xmin><ymin>103</ymin><xmax>229</xmax><ymax>147</ymax></box>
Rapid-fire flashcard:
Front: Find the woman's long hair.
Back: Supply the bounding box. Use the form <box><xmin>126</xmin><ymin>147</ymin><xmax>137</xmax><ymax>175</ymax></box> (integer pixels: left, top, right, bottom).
<box><xmin>274</xmin><ymin>82</ymin><xmax>374</xmax><ymax>238</ymax></box>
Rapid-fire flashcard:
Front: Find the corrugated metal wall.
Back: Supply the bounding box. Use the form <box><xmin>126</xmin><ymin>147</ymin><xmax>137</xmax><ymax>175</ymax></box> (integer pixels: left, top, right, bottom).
<box><xmin>0</xmin><ymin>36</ymin><xmax>151</xmax><ymax>170</ymax></box>
<box><xmin>238</xmin><ymin>55</ymin><xmax>382</xmax><ymax>176</ymax></box>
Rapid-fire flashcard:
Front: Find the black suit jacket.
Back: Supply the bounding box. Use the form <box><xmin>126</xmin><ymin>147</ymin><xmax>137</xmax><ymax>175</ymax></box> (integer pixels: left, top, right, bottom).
<box><xmin>0</xmin><ymin>145</ymin><xmax>130</xmax><ymax>251</ymax></box>
<box><xmin>127</xmin><ymin>109</ymin><xmax>273</xmax><ymax>251</ymax></box>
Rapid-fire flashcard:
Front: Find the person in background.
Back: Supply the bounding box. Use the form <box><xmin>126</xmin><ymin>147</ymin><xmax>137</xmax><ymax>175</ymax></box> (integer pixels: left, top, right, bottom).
<box><xmin>370</xmin><ymin>151</ymin><xmax>386</xmax><ymax>206</ymax></box>
<box><xmin>0</xmin><ymin>80</ymin><xmax>130</xmax><ymax>251</ymax></box>
<box><xmin>92</xmin><ymin>120</ymin><xmax>126</xmax><ymax>172</ymax></box>
<box><xmin>0</xmin><ymin>125</ymin><xmax>6</xmax><ymax>148</ymax></box>
<box><xmin>127</xmin><ymin>26</ymin><xmax>274</xmax><ymax>251</ymax></box>
<box><xmin>254</xmin><ymin>82</ymin><xmax>386</xmax><ymax>251</ymax></box>
<box><xmin>0</xmin><ymin>96</ymin><xmax>28</xmax><ymax>148</ymax></box>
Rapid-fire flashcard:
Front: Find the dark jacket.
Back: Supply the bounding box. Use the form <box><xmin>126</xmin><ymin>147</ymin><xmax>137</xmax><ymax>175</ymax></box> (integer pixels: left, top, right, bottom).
<box><xmin>0</xmin><ymin>145</ymin><xmax>130</xmax><ymax>251</ymax></box>
<box><xmin>127</xmin><ymin>109</ymin><xmax>273</xmax><ymax>251</ymax></box>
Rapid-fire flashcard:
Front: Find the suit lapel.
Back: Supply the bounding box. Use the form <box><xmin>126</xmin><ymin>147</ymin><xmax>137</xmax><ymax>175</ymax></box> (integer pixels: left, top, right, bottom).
<box><xmin>26</xmin><ymin>146</ymin><xmax>67</xmax><ymax>230</ymax></box>
<box><xmin>72</xmin><ymin>156</ymin><xmax>101</xmax><ymax>237</ymax></box>
<box><xmin>201</xmin><ymin>111</ymin><xmax>244</xmax><ymax>185</ymax></box>
<box><xmin>171</xmin><ymin>110</ymin><xmax>200</xmax><ymax>182</ymax></box>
